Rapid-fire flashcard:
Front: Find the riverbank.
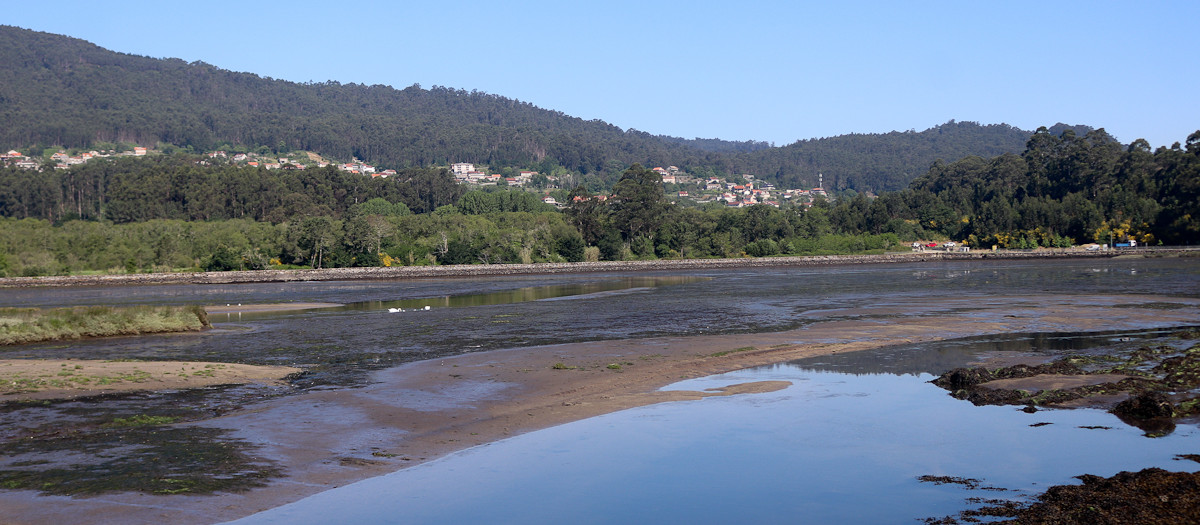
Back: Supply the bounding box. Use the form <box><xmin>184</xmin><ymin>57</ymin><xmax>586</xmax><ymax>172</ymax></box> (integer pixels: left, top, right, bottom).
<box><xmin>2</xmin><ymin>291</ymin><xmax>1197</xmax><ymax>524</ymax></box>
<box><xmin>0</xmin><ymin>305</ymin><xmax>210</xmax><ymax>346</ymax></box>
<box><xmin>3</xmin><ymin>248</ymin><xmax>1189</xmax><ymax>288</ymax></box>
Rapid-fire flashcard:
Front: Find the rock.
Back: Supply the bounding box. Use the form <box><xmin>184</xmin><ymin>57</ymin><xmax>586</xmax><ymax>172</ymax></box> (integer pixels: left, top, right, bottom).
<box><xmin>1113</xmin><ymin>392</ymin><xmax>1175</xmax><ymax>420</ymax></box>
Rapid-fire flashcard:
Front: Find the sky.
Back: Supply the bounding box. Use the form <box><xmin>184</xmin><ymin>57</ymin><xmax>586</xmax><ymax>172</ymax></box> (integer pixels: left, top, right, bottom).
<box><xmin>6</xmin><ymin>1</ymin><xmax>1198</xmax><ymax>149</ymax></box>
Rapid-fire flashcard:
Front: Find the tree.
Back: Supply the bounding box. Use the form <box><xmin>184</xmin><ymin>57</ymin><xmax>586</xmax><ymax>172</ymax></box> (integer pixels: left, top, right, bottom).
<box><xmin>298</xmin><ymin>216</ymin><xmax>339</xmax><ymax>268</ymax></box>
<box><xmin>351</xmin><ymin>197</ymin><xmax>410</xmax><ymax>217</ymax></box>
<box><xmin>564</xmin><ymin>186</ymin><xmax>608</xmax><ymax>245</ymax></box>
<box><xmin>610</xmin><ymin>164</ymin><xmax>668</xmax><ymax>240</ymax></box>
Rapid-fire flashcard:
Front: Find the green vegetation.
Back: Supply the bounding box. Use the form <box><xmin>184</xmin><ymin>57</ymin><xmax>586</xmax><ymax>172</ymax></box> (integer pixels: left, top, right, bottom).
<box><xmin>0</xmin><ymin>305</ymin><xmax>210</xmax><ymax>345</ymax></box>
<box><xmin>711</xmin><ymin>346</ymin><xmax>757</xmax><ymax>357</ymax></box>
<box><xmin>1</xmin><ymin>132</ymin><xmax>1198</xmax><ymax>277</ymax></box>
<box><xmin>901</xmin><ymin>128</ymin><xmax>1200</xmax><ymax>246</ymax></box>
<box><xmin>104</xmin><ymin>414</ymin><xmax>180</xmax><ymax>428</ymax></box>
<box><xmin>0</xmin><ymin>29</ymin><xmax>1197</xmax><ymax>276</ymax></box>
<box><xmin>0</xmin><ymin>26</ymin><xmax>1031</xmax><ymax>193</ymax></box>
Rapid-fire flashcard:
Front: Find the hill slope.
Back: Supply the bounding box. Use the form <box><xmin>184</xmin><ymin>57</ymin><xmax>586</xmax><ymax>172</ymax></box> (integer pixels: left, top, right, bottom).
<box><xmin>0</xmin><ymin>25</ymin><xmax>1059</xmax><ymax>190</ymax></box>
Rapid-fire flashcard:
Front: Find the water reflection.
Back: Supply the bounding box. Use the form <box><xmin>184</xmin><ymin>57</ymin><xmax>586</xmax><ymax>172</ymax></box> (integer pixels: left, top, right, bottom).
<box><xmin>229</xmin><ymin>334</ymin><xmax>1200</xmax><ymax>525</ymax></box>
<box><xmin>342</xmin><ymin>276</ymin><xmax>708</xmax><ymax>312</ymax></box>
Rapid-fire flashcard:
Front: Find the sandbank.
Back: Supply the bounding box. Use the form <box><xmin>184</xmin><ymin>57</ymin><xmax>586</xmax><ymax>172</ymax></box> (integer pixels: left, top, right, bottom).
<box><xmin>977</xmin><ymin>373</ymin><xmax>1133</xmax><ymax>392</ymax></box>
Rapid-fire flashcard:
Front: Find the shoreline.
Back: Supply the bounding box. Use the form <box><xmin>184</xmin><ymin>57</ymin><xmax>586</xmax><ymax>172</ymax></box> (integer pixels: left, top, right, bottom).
<box><xmin>2</xmin><ymin>248</ymin><xmax>1185</xmax><ymax>289</ymax></box>
<box><xmin>2</xmin><ymin>292</ymin><xmax>1197</xmax><ymax>524</ymax></box>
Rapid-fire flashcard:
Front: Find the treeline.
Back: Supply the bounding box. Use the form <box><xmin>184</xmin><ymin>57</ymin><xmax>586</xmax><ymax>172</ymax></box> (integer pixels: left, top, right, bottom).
<box><xmin>2</xmin><ymin>25</ymin><xmax>1036</xmax><ymax>192</ymax></box>
<box><xmin>0</xmin><ymin>208</ymin><xmax>905</xmax><ymax>277</ymax></box>
<box><xmin>2</xmin><ymin>128</ymin><xmax>1198</xmax><ymax>277</ymax></box>
<box><xmin>0</xmin><ymin>170</ymin><xmax>907</xmax><ymax>277</ymax></box>
<box><xmin>0</xmin><ymin>156</ymin><xmax>462</xmax><ymax>223</ymax></box>
<box><xmin>0</xmin><ymin>210</ymin><xmax>590</xmax><ymax>275</ymax></box>
<box><xmin>886</xmin><ymin>128</ymin><xmax>1200</xmax><ymax>246</ymax></box>
<box><xmin>720</xmin><ymin>121</ymin><xmax>1080</xmax><ymax>192</ymax></box>
<box><xmin>3</xmin><ymin>127</ymin><xmax>1200</xmax><ymax>276</ymax></box>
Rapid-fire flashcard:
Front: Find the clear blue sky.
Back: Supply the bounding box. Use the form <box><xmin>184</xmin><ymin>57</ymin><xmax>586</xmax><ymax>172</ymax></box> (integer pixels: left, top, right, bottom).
<box><xmin>6</xmin><ymin>1</ymin><xmax>1197</xmax><ymax>148</ymax></box>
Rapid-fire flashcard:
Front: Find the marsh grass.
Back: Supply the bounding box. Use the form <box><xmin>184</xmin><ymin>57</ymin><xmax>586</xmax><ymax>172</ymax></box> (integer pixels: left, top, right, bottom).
<box><xmin>710</xmin><ymin>346</ymin><xmax>757</xmax><ymax>357</ymax></box>
<box><xmin>0</xmin><ymin>305</ymin><xmax>210</xmax><ymax>346</ymax></box>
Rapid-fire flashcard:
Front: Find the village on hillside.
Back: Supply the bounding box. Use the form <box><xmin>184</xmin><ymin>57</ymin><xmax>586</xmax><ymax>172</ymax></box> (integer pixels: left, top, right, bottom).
<box><xmin>2</xmin><ymin>147</ymin><xmax>833</xmax><ymax>209</ymax></box>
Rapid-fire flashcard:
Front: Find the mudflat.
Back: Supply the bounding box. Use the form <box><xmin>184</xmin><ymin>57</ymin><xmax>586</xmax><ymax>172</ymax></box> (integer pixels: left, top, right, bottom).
<box><xmin>0</xmin><ymin>293</ymin><xmax>1198</xmax><ymax>524</ymax></box>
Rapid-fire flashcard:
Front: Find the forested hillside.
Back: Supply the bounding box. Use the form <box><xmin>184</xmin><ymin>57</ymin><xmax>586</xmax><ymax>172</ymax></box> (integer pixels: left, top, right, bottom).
<box><xmin>897</xmin><ymin>128</ymin><xmax>1200</xmax><ymax>246</ymax></box>
<box><xmin>2</xmin><ymin>126</ymin><xmax>1196</xmax><ymax>279</ymax></box>
<box><xmin>725</xmin><ymin>121</ymin><xmax>1087</xmax><ymax>191</ymax></box>
<box><xmin>1</xmin><ymin>25</ymin><xmax>1039</xmax><ymax>191</ymax></box>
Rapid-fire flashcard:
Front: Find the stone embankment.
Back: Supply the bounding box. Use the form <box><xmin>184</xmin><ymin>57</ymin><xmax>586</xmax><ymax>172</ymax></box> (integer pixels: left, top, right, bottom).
<box><xmin>0</xmin><ymin>248</ymin><xmax>1192</xmax><ymax>288</ymax></box>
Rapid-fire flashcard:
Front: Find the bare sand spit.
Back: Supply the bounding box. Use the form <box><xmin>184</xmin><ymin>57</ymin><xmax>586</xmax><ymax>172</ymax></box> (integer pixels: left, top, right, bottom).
<box><xmin>0</xmin><ymin>293</ymin><xmax>1198</xmax><ymax>524</ymax></box>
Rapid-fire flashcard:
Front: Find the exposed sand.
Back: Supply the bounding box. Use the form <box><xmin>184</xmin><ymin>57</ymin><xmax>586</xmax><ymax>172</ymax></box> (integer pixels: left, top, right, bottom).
<box><xmin>0</xmin><ymin>293</ymin><xmax>1198</xmax><ymax>524</ymax></box>
<box><xmin>978</xmin><ymin>373</ymin><xmax>1133</xmax><ymax>393</ymax></box>
<box><xmin>0</xmin><ymin>360</ymin><xmax>302</xmax><ymax>402</ymax></box>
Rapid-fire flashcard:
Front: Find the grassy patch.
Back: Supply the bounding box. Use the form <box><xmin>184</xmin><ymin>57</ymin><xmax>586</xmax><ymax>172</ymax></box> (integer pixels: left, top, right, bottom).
<box><xmin>104</xmin><ymin>414</ymin><xmax>180</xmax><ymax>428</ymax></box>
<box><xmin>0</xmin><ymin>305</ymin><xmax>210</xmax><ymax>346</ymax></box>
<box><xmin>710</xmin><ymin>346</ymin><xmax>756</xmax><ymax>358</ymax></box>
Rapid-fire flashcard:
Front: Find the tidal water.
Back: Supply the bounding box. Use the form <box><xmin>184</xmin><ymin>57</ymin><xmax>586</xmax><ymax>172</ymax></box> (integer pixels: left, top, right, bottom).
<box><xmin>227</xmin><ymin>332</ymin><xmax>1200</xmax><ymax>524</ymax></box>
<box><xmin>4</xmin><ymin>258</ymin><xmax>1198</xmax><ymax>383</ymax></box>
<box><xmin>4</xmin><ymin>258</ymin><xmax>1200</xmax><ymax>523</ymax></box>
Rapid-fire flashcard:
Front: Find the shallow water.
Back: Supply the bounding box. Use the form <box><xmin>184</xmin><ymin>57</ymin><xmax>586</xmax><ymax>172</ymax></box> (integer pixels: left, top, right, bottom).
<box><xmin>4</xmin><ymin>258</ymin><xmax>1198</xmax><ymax>386</ymax></box>
<box><xmin>226</xmin><ymin>330</ymin><xmax>1200</xmax><ymax>524</ymax></box>
<box><xmin>3</xmin><ymin>257</ymin><xmax>1200</xmax><ymax>517</ymax></box>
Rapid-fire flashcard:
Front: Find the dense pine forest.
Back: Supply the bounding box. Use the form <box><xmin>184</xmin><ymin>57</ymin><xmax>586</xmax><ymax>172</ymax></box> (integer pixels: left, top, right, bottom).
<box><xmin>1</xmin><ymin>25</ymin><xmax>1197</xmax><ymax>278</ymax></box>
<box><xmin>0</xmin><ymin>25</ymin><xmax>1036</xmax><ymax>192</ymax></box>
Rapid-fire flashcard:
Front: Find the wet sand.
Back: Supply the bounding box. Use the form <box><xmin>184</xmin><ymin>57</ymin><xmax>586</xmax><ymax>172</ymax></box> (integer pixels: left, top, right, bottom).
<box><xmin>977</xmin><ymin>373</ymin><xmax>1134</xmax><ymax>393</ymax></box>
<box><xmin>1</xmin><ymin>293</ymin><xmax>1198</xmax><ymax>524</ymax></box>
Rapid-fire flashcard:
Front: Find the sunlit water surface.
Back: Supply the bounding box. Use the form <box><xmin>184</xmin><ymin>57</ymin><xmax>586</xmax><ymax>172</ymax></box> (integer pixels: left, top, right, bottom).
<box><xmin>227</xmin><ymin>331</ymin><xmax>1200</xmax><ymax>524</ymax></box>
<box><xmin>4</xmin><ymin>258</ymin><xmax>1199</xmax><ymax>522</ymax></box>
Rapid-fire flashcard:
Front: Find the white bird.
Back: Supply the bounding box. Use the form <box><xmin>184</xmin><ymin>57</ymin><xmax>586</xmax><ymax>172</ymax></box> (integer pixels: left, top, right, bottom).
<box><xmin>388</xmin><ymin>307</ymin><xmax>402</xmax><ymax>313</ymax></box>
<box><xmin>424</xmin><ymin>306</ymin><xmax>431</xmax><ymax>311</ymax></box>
